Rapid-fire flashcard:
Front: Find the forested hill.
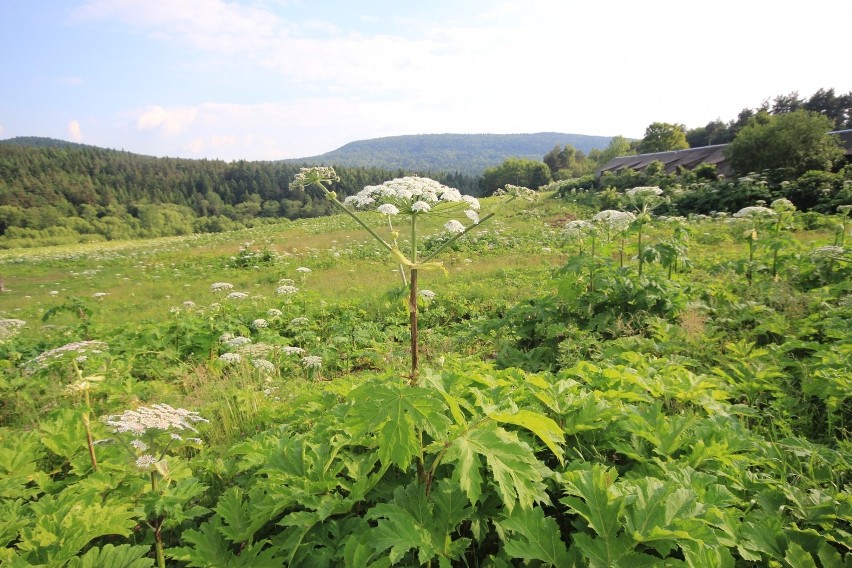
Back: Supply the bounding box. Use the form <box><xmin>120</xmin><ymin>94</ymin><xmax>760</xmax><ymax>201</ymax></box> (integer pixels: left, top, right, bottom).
<box><xmin>288</xmin><ymin>132</ymin><xmax>613</xmax><ymax>175</ymax></box>
<box><xmin>0</xmin><ymin>138</ymin><xmax>477</xmax><ymax>246</ymax></box>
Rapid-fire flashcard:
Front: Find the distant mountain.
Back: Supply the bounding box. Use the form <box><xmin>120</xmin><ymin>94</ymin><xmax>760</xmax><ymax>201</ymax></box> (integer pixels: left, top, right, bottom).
<box><xmin>0</xmin><ymin>136</ymin><xmax>100</xmax><ymax>150</ymax></box>
<box><xmin>288</xmin><ymin>132</ymin><xmax>614</xmax><ymax>175</ymax></box>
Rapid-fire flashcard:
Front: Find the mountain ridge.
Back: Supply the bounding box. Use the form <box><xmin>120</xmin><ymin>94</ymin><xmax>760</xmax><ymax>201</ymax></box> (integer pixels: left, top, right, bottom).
<box><xmin>286</xmin><ymin>132</ymin><xmax>614</xmax><ymax>175</ymax></box>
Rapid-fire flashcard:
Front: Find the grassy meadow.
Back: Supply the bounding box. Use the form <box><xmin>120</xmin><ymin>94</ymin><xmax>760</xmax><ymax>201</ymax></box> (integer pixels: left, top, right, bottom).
<box><xmin>1</xmin><ymin>189</ymin><xmax>851</xmax><ymax>567</ymax></box>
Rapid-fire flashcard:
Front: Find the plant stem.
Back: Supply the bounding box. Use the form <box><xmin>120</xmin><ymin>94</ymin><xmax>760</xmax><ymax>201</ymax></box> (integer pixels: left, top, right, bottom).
<box><xmin>637</xmin><ymin>224</ymin><xmax>644</xmax><ymax>277</ymax></box>
<box><xmin>151</xmin><ymin>472</ymin><xmax>166</xmax><ymax>568</ymax></box>
<box><xmin>409</xmin><ymin>268</ymin><xmax>419</xmax><ymax>385</ymax></box>
<box><xmin>82</xmin><ymin>387</ymin><xmax>98</xmax><ymax>472</ymax></box>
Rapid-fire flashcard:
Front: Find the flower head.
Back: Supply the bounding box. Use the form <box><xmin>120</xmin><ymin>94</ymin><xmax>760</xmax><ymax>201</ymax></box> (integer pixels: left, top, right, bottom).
<box><xmin>770</xmin><ymin>198</ymin><xmax>796</xmax><ymax>213</ymax></box>
<box><xmin>301</xmin><ymin>355</ymin><xmax>323</xmax><ymax>369</ymax></box>
<box><xmin>377</xmin><ymin>203</ymin><xmax>400</xmax><ymax>216</ymax></box>
<box><xmin>418</xmin><ymin>289</ymin><xmax>437</xmax><ymax>300</ymax></box>
<box><xmin>210</xmin><ymin>282</ymin><xmax>234</xmax><ymax>292</ymax></box>
<box><xmin>733</xmin><ymin>206</ymin><xmax>776</xmax><ymax>219</ymax></box>
<box><xmin>276</xmin><ymin>285</ymin><xmax>299</xmax><ymax>295</ymax></box>
<box><xmin>104</xmin><ymin>403</ymin><xmax>208</xmax><ymax>436</ymax></box>
<box><xmin>593</xmin><ymin>210</ymin><xmax>635</xmax><ymax>231</ymax></box>
<box><xmin>290</xmin><ymin>166</ymin><xmax>340</xmax><ymax>192</ymax></box>
<box><xmin>445</xmin><ymin>220</ymin><xmax>465</xmax><ymax>234</ymax></box>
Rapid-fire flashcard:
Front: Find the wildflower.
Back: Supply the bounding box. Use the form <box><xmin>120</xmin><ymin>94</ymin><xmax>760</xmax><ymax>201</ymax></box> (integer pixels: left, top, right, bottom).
<box><xmin>301</xmin><ymin>355</ymin><xmax>323</xmax><ymax>369</ymax></box>
<box><xmin>377</xmin><ymin>204</ymin><xmax>400</xmax><ymax>215</ymax></box>
<box><xmin>252</xmin><ymin>359</ymin><xmax>276</xmax><ymax>374</ymax></box>
<box><xmin>770</xmin><ymin>198</ymin><xmax>796</xmax><ymax>212</ymax></box>
<box><xmin>296</xmin><ymin>267</ymin><xmax>312</xmax><ymax>274</ymax></box>
<box><xmin>92</xmin><ymin>292</ymin><xmax>109</xmax><ymax>299</ymax></box>
<box><xmin>811</xmin><ymin>245</ymin><xmax>844</xmax><ymax>258</ymax></box>
<box><xmin>219</xmin><ymin>352</ymin><xmax>242</xmax><ymax>364</ymax></box>
<box><xmin>282</xmin><ymin>346</ymin><xmax>306</xmax><ymax>356</ymax></box>
<box><xmin>50</xmin><ymin>290</ymin><xmax>59</xmax><ymax>296</ymax></box>
<box><xmin>445</xmin><ymin>220</ymin><xmax>466</xmax><ymax>234</ymax></box>
<box><xmin>24</xmin><ymin>340</ymin><xmax>108</xmax><ymax>373</ymax></box>
<box><xmin>226</xmin><ymin>291</ymin><xmax>249</xmax><ymax>300</ymax></box>
<box><xmin>224</xmin><ymin>336</ymin><xmax>252</xmax><ymax>349</ymax></box>
<box><xmin>289</xmin><ymin>316</ymin><xmax>309</xmax><ymax>326</ymax></box>
<box><xmin>465</xmin><ymin>209</ymin><xmax>480</xmax><ymax>224</ymax></box>
<box><xmin>267</xmin><ymin>308</ymin><xmax>283</xmax><ymax>317</ymax></box>
<box><xmin>238</xmin><ymin>342</ymin><xmax>274</xmax><ymax>357</ymax></box>
<box><xmin>733</xmin><ymin>206</ymin><xmax>775</xmax><ymax>218</ymax></box>
<box><xmin>219</xmin><ymin>332</ymin><xmax>234</xmax><ymax>343</ymax></box>
<box><xmin>251</xmin><ymin>318</ymin><xmax>268</xmax><ymax>329</ymax></box>
<box><xmin>136</xmin><ymin>455</ymin><xmax>157</xmax><ymax>470</ymax></box>
<box><xmin>104</xmin><ymin>403</ymin><xmax>208</xmax><ymax>436</ymax></box>
<box><xmin>210</xmin><ymin>282</ymin><xmax>234</xmax><ymax>292</ymax></box>
<box><xmin>593</xmin><ymin>210</ymin><xmax>635</xmax><ymax>231</ymax></box>
<box><xmin>183</xmin><ymin>300</ymin><xmax>196</xmax><ymax>308</ymax></box>
<box><xmin>494</xmin><ymin>185</ymin><xmax>536</xmax><ymax>200</ymax></box>
<box><xmin>290</xmin><ymin>166</ymin><xmax>340</xmax><ymax>191</ymax></box>
<box><xmin>0</xmin><ymin>318</ymin><xmax>26</xmax><ymax>340</ymax></box>
<box><xmin>418</xmin><ymin>289</ymin><xmax>437</xmax><ymax>300</ymax></box>
<box><xmin>130</xmin><ymin>439</ymin><xmax>148</xmax><ymax>452</ymax></box>
<box><xmin>564</xmin><ymin>220</ymin><xmax>593</xmax><ymax>237</ymax></box>
<box><xmin>276</xmin><ymin>285</ymin><xmax>299</xmax><ymax>295</ymax></box>
<box><xmin>411</xmin><ymin>201</ymin><xmax>431</xmax><ymax>213</ymax></box>
<box><xmin>626</xmin><ymin>186</ymin><xmax>663</xmax><ymax>197</ymax></box>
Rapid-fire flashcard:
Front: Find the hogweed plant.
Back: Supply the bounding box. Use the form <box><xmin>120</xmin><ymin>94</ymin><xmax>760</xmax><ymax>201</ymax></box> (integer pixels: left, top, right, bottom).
<box><xmin>732</xmin><ymin>205</ymin><xmax>776</xmax><ymax>284</ymax></box>
<box><xmin>769</xmin><ymin>198</ymin><xmax>797</xmax><ymax>278</ymax></box>
<box><xmin>104</xmin><ymin>403</ymin><xmax>207</xmax><ymax>568</ymax></box>
<box><xmin>836</xmin><ymin>204</ymin><xmax>852</xmax><ymax>247</ymax></box>
<box><xmin>291</xmin><ymin>167</ymin><xmax>533</xmax><ymax>382</ymax></box>
<box><xmin>624</xmin><ymin>186</ymin><xmax>665</xmax><ymax>276</ymax></box>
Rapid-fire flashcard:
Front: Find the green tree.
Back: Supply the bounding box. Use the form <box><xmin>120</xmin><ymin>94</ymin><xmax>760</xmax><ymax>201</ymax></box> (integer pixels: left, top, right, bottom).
<box><xmin>480</xmin><ymin>158</ymin><xmax>551</xmax><ymax>196</ymax></box>
<box><xmin>594</xmin><ymin>135</ymin><xmax>635</xmax><ymax>166</ymax></box>
<box><xmin>637</xmin><ymin>123</ymin><xmax>689</xmax><ymax>153</ymax></box>
<box><xmin>725</xmin><ymin>109</ymin><xmax>845</xmax><ymax>178</ymax></box>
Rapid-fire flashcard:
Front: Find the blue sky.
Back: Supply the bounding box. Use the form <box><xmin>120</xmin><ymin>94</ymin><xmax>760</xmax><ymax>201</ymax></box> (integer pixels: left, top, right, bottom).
<box><xmin>1</xmin><ymin>0</ymin><xmax>850</xmax><ymax>161</ymax></box>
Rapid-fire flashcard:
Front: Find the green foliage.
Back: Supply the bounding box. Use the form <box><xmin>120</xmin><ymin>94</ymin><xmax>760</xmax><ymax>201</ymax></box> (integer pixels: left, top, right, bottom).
<box><xmin>480</xmin><ymin>157</ymin><xmax>552</xmax><ymax>196</ymax></box>
<box><xmin>638</xmin><ymin>122</ymin><xmax>690</xmax><ymax>153</ymax></box>
<box><xmin>726</xmin><ymin>110</ymin><xmax>845</xmax><ymax>179</ymax></box>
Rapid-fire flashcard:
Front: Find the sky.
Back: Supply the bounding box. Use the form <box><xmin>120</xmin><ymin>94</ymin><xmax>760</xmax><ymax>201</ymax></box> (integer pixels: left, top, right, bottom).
<box><xmin>1</xmin><ymin>0</ymin><xmax>850</xmax><ymax>162</ymax></box>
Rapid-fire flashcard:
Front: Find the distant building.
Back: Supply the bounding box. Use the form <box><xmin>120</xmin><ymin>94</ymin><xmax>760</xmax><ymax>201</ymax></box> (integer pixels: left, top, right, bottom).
<box><xmin>596</xmin><ymin>129</ymin><xmax>852</xmax><ymax>180</ymax></box>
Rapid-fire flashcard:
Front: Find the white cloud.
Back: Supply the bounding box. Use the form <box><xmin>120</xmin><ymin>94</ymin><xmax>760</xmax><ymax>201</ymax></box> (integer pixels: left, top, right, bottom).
<box><xmin>137</xmin><ymin>105</ymin><xmax>198</xmax><ymax>135</ymax></box>
<box><xmin>68</xmin><ymin>120</ymin><xmax>83</xmax><ymax>142</ymax></box>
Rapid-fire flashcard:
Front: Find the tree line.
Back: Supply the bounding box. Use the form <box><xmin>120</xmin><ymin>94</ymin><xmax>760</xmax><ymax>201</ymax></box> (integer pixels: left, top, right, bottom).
<box><xmin>0</xmin><ymin>142</ymin><xmax>477</xmax><ymax>246</ymax></box>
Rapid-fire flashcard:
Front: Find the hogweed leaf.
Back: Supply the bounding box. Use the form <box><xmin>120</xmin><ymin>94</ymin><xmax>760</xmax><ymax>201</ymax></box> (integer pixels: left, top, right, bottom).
<box><xmin>571</xmin><ymin>532</ymin><xmax>635</xmax><ymax>567</ymax></box>
<box><xmin>347</xmin><ymin>382</ymin><xmax>452</xmax><ymax>470</ymax></box>
<box><xmin>65</xmin><ymin>544</ymin><xmax>153</xmax><ymax>568</ymax></box>
<box><xmin>489</xmin><ymin>409</ymin><xmax>564</xmax><ymax>464</ymax></box>
<box><xmin>499</xmin><ymin>506</ymin><xmax>570</xmax><ymax>566</ymax></box>
<box><xmin>448</xmin><ymin>422</ymin><xmax>549</xmax><ymax>511</ymax></box>
<box><xmin>785</xmin><ymin>542</ymin><xmax>819</xmax><ymax>568</ymax></box>
<box><xmin>561</xmin><ymin>465</ymin><xmax>624</xmax><ymax>539</ymax></box>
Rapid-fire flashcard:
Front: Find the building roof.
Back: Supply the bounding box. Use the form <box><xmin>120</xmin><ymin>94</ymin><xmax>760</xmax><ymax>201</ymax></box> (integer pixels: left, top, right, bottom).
<box><xmin>597</xmin><ymin>144</ymin><xmax>733</xmax><ymax>177</ymax></box>
<box><xmin>598</xmin><ymin>129</ymin><xmax>852</xmax><ymax>179</ymax></box>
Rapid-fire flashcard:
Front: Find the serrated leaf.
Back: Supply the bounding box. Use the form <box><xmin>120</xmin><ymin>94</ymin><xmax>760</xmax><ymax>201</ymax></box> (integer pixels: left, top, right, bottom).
<box><xmin>214</xmin><ymin>487</ymin><xmax>269</xmax><ymax>544</ymax></box>
<box><xmin>499</xmin><ymin>506</ymin><xmax>570</xmax><ymax>566</ymax></box>
<box><xmin>366</xmin><ymin>484</ymin><xmax>437</xmax><ymax>565</ymax></box>
<box><xmin>347</xmin><ymin>382</ymin><xmax>451</xmax><ymax>470</ymax></box>
<box><xmin>561</xmin><ymin>465</ymin><xmax>623</xmax><ymax>539</ymax></box>
<box><xmin>785</xmin><ymin>542</ymin><xmax>818</xmax><ymax>568</ymax></box>
<box><xmin>572</xmin><ymin>531</ymin><xmax>634</xmax><ymax>567</ymax></box>
<box><xmin>449</xmin><ymin>422</ymin><xmax>549</xmax><ymax>511</ymax></box>
<box><xmin>66</xmin><ymin>544</ymin><xmax>154</xmax><ymax>568</ymax></box>
<box><xmin>490</xmin><ymin>409</ymin><xmax>564</xmax><ymax>464</ymax></box>
<box><xmin>817</xmin><ymin>541</ymin><xmax>844</xmax><ymax>568</ymax></box>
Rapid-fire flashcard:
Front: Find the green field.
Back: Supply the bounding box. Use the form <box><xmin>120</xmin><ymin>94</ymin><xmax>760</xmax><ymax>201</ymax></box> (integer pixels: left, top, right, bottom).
<box><xmin>1</xmin><ymin>189</ymin><xmax>850</xmax><ymax>567</ymax></box>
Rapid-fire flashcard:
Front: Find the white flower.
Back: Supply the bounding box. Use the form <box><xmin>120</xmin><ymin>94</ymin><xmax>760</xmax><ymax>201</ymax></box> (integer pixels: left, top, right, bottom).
<box><xmin>135</xmin><ymin>455</ymin><xmax>157</xmax><ymax>470</ymax></box>
<box><xmin>733</xmin><ymin>206</ymin><xmax>776</xmax><ymax>218</ymax></box>
<box><xmin>219</xmin><ymin>352</ymin><xmax>242</xmax><ymax>364</ymax></box>
<box><xmin>266</xmin><ymin>308</ymin><xmax>283</xmax><ymax>317</ymax></box>
<box><xmin>564</xmin><ymin>220</ymin><xmax>594</xmax><ymax>237</ymax></box>
<box><xmin>210</xmin><ymin>282</ymin><xmax>233</xmax><ymax>292</ymax></box>
<box><xmin>105</xmin><ymin>404</ymin><xmax>208</xmax><ymax>436</ymax></box>
<box><xmin>252</xmin><ymin>359</ymin><xmax>276</xmax><ymax>374</ymax></box>
<box><xmin>462</xmin><ymin>195</ymin><xmax>481</xmax><ymax>210</ymax></box>
<box><xmin>377</xmin><ymin>203</ymin><xmax>400</xmax><ymax>215</ymax></box>
<box><xmin>593</xmin><ymin>210</ymin><xmax>635</xmax><ymax>231</ymax></box>
<box><xmin>224</xmin><ymin>336</ymin><xmax>252</xmax><ymax>349</ymax></box>
<box><xmin>411</xmin><ymin>201</ymin><xmax>431</xmax><ymax>213</ymax></box>
<box><xmin>445</xmin><ymin>220</ymin><xmax>466</xmax><ymax>234</ymax></box>
<box><xmin>276</xmin><ymin>285</ymin><xmax>299</xmax><ymax>295</ymax></box>
<box><xmin>626</xmin><ymin>186</ymin><xmax>663</xmax><ymax>197</ymax></box>
<box><xmin>770</xmin><ymin>198</ymin><xmax>796</xmax><ymax>212</ymax></box>
<box><xmin>465</xmin><ymin>209</ymin><xmax>480</xmax><ymax>224</ymax></box>
<box><xmin>251</xmin><ymin>318</ymin><xmax>268</xmax><ymax>329</ymax></box>
<box><xmin>183</xmin><ymin>300</ymin><xmax>196</xmax><ymax>308</ymax></box>
<box><xmin>92</xmin><ymin>292</ymin><xmax>108</xmax><ymax>299</ymax></box>
<box><xmin>130</xmin><ymin>439</ymin><xmax>148</xmax><ymax>452</ymax></box>
<box><xmin>418</xmin><ymin>289</ymin><xmax>437</xmax><ymax>300</ymax></box>
<box><xmin>811</xmin><ymin>245</ymin><xmax>844</xmax><ymax>258</ymax></box>
<box><xmin>282</xmin><ymin>346</ymin><xmax>306</xmax><ymax>356</ymax></box>
<box><xmin>289</xmin><ymin>316</ymin><xmax>309</xmax><ymax>326</ymax></box>
<box><xmin>24</xmin><ymin>340</ymin><xmax>108</xmax><ymax>373</ymax></box>
<box><xmin>296</xmin><ymin>267</ymin><xmax>312</xmax><ymax>274</ymax></box>
<box><xmin>301</xmin><ymin>355</ymin><xmax>323</xmax><ymax>369</ymax></box>
<box><xmin>0</xmin><ymin>318</ymin><xmax>26</xmax><ymax>340</ymax></box>
<box><xmin>226</xmin><ymin>292</ymin><xmax>249</xmax><ymax>300</ymax></box>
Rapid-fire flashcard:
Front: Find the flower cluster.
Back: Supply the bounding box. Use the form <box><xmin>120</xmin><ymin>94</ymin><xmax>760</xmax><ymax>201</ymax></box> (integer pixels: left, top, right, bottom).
<box><xmin>290</xmin><ymin>166</ymin><xmax>340</xmax><ymax>191</ymax></box>
<box><xmin>0</xmin><ymin>318</ymin><xmax>26</xmax><ymax>340</ymax></box>
<box><xmin>210</xmin><ymin>282</ymin><xmax>234</xmax><ymax>292</ymax></box>
<box><xmin>733</xmin><ymin>206</ymin><xmax>776</xmax><ymax>219</ymax></box>
<box><xmin>593</xmin><ymin>210</ymin><xmax>636</xmax><ymax>231</ymax></box>
<box><xmin>104</xmin><ymin>403</ymin><xmax>208</xmax><ymax>436</ymax></box>
<box><xmin>343</xmin><ymin>176</ymin><xmax>480</xmax><ymax>218</ymax></box>
<box><xmin>625</xmin><ymin>186</ymin><xmax>663</xmax><ymax>197</ymax></box>
<box><xmin>276</xmin><ymin>284</ymin><xmax>299</xmax><ymax>295</ymax></box>
<box><xmin>301</xmin><ymin>355</ymin><xmax>323</xmax><ymax>369</ymax></box>
<box><xmin>770</xmin><ymin>198</ymin><xmax>796</xmax><ymax>213</ymax></box>
<box><xmin>564</xmin><ymin>220</ymin><xmax>594</xmax><ymax>238</ymax></box>
<box><xmin>24</xmin><ymin>340</ymin><xmax>108</xmax><ymax>373</ymax></box>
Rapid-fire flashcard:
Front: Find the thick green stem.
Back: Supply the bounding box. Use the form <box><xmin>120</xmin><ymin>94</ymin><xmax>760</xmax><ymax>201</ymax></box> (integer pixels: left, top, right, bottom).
<box><xmin>409</xmin><ymin>268</ymin><xmax>419</xmax><ymax>385</ymax></box>
<box><xmin>151</xmin><ymin>472</ymin><xmax>166</xmax><ymax>568</ymax></box>
<box><xmin>637</xmin><ymin>224</ymin><xmax>644</xmax><ymax>277</ymax></box>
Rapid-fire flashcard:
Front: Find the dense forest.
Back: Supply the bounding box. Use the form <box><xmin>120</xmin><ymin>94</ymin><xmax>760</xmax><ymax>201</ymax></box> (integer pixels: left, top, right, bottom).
<box><xmin>0</xmin><ymin>141</ymin><xmax>476</xmax><ymax>246</ymax></box>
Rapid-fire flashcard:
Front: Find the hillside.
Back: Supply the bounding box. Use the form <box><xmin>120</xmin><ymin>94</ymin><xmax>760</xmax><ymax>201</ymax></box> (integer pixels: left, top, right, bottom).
<box><xmin>289</xmin><ymin>132</ymin><xmax>613</xmax><ymax>175</ymax></box>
